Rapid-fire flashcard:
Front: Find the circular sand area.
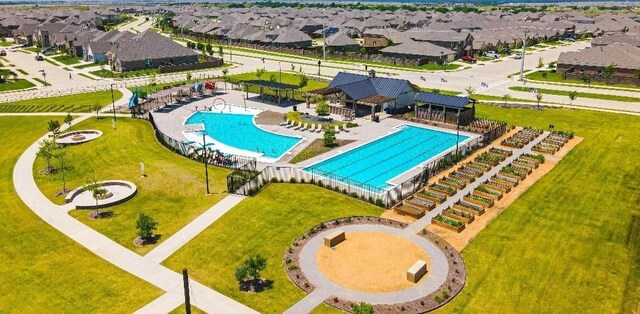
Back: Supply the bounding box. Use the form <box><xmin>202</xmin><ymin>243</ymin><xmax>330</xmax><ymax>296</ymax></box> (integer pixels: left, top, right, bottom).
<box><xmin>316</xmin><ymin>231</ymin><xmax>431</xmax><ymax>293</ymax></box>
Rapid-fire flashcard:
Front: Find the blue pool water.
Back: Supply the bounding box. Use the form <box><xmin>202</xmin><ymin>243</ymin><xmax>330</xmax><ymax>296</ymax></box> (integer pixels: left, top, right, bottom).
<box><xmin>185</xmin><ymin>111</ymin><xmax>302</xmax><ymax>159</ymax></box>
<box><xmin>305</xmin><ymin>125</ymin><xmax>469</xmax><ymax>191</ymax></box>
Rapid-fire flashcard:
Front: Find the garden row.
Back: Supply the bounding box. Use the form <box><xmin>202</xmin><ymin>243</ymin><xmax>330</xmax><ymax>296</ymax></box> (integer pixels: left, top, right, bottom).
<box><xmin>394</xmin><ymin>147</ymin><xmax>513</xmax><ymax>220</ymax></box>
<box><xmin>431</xmin><ymin>152</ymin><xmax>545</xmax><ymax>232</ymax></box>
<box><xmin>501</xmin><ymin>127</ymin><xmax>543</xmax><ymax>149</ymax></box>
<box><xmin>533</xmin><ymin>130</ymin><xmax>574</xmax><ymax>155</ymax></box>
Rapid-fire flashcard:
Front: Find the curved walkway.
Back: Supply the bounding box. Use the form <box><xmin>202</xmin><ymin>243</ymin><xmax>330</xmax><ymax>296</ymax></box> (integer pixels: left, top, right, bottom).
<box><xmin>12</xmin><ymin>112</ymin><xmax>257</xmax><ymax>313</ymax></box>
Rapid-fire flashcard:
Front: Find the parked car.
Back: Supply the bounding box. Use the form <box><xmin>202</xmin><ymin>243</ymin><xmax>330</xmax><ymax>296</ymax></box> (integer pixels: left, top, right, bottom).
<box><xmin>485</xmin><ymin>51</ymin><xmax>500</xmax><ymax>59</ymax></box>
<box><xmin>513</xmin><ymin>53</ymin><xmax>523</xmax><ymax>59</ymax></box>
<box><xmin>8</xmin><ymin>47</ymin><xmax>16</xmax><ymax>52</ymax></box>
<box><xmin>35</xmin><ymin>54</ymin><xmax>43</xmax><ymax>61</ymax></box>
<box><xmin>461</xmin><ymin>55</ymin><xmax>477</xmax><ymax>63</ymax></box>
<box><xmin>0</xmin><ymin>50</ymin><xmax>6</xmax><ymax>56</ymax></box>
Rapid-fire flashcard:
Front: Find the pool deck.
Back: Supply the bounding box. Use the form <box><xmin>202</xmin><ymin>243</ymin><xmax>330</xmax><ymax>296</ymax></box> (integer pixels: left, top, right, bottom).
<box><xmin>151</xmin><ymin>90</ymin><xmax>479</xmax><ymax>185</ymax></box>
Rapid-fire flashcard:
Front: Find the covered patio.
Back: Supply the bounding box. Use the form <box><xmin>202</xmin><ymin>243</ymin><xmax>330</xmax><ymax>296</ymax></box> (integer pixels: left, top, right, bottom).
<box><xmin>414</xmin><ymin>92</ymin><xmax>476</xmax><ymax>126</ymax></box>
<box><xmin>306</xmin><ymin>87</ymin><xmax>393</xmax><ymax>121</ymax></box>
<box><xmin>240</xmin><ymin>80</ymin><xmax>301</xmax><ymax>107</ymax></box>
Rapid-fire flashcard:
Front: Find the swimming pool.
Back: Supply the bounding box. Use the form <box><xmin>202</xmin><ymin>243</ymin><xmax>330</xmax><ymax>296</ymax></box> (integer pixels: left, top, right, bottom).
<box><xmin>305</xmin><ymin>125</ymin><xmax>470</xmax><ymax>191</ymax></box>
<box><xmin>185</xmin><ymin>110</ymin><xmax>302</xmax><ymax>160</ymax></box>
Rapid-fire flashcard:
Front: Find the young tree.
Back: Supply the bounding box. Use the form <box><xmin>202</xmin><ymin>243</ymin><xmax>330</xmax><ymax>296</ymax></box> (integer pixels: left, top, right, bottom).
<box><xmin>537</xmin><ymin>57</ymin><xmax>544</xmax><ymax>68</ymax></box>
<box><xmin>205</xmin><ymin>42</ymin><xmax>213</xmax><ymax>56</ymax></box>
<box><xmin>222</xmin><ymin>68</ymin><xmax>229</xmax><ymax>90</ymax></box>
<box><xmin>218</xmin><ymin>46</ymin><xmax>223</xmax><ymax>57</ymax></box>
<box><xmin>501</xmin><ymin>93</ymin><xmax>510</xmax><ymax>106</ymax></box>
<box><xmin>568</xmin><ymin>90</ymin><xmax>578</xmax><ymax>108</ymax></box>
<box><xmin>535</xmin><ymin>92</ymin><xmax>543</xmax><ymax>109</ymax></box>
<box><xmin>196</xmin><ymin>42</ymin><xmax>205</xmax><ymax>51</ymax></box>
<box><xmin>255</xmin><ymin>68</ymin><xmax>265</xmax><ymax>79</ymax></box>
<box><xmin>269</xmin><ymin>73</ymin><xmax>277</xmax><ymax>82</ymax></box>
<box><xmin>541</xmin><ymin>71</ymin><xmax>548</xmax><ymax>79</ymax></box>
<box><xmin>186</xmin><ymin>72</ymin><xmax>192</xmax><ymax>82</ymax></box>
<box><xmin>85</xmin><ymin>180</ymin><xmax>107</xmax><ymax>217</ymax></box>
<box><xmin>323</xmin><ymin>128</ymin><xmax>336</xmax><ymax>147</ymax></box>
<box><xmin>136</xmin><ymin>211</ymin><xmax>158</xmax><ymax>241</ymax></box>
<box><xmin>37</xmin><ymin>139</ymin><xmax>56</xmax><ymax>173</ymax></box>
<box><xmin>315</xmin><ymin>99</ymin><xmax>329</xmax><ymax>116</ymax></box>
<box><xmin>291</xmin><ymin>63</ymin><xmax>295</xmax><ymax>71</ymax></box>
<box><xmin>602</xmin><ymin>63</ymin><xmax>616</xmax><ymax>78</ymax></box>
<box><xmin>64</xmin><ymin>113</ymin><xmax>73</xmax><ymax>131</ymax></box>
<box><xmin>352</xmin><ymin>302</ymin><xmax>374</xmax><ymax>314</ymax></box>
<box><xmin>298</xmin><ymin>74</ymin><xmax>308</xmax><ymax>88</ymax></box>
<box><xmin>55</xmin><ymin>148</ymin><xmax>69</xmax><ymax>192</ymax></box>
<box><xmin>235</xmin><ymin>255</ymin><xmax>267</xmax><ymax>289</ymax></box>
<box><xmin>47</xmin><ymin>120</ymin><xmax>61</xmax><ymax>139</ymax></box>
<box><xmin>93</xmin><ymin>102</ymin><xmax>102</xmax><ymax>119</ymax></box>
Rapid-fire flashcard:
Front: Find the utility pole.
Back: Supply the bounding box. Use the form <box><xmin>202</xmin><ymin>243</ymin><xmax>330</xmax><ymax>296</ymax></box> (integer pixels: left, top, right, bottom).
<box><xmin>183</xmin><ymin>269</ymin><xmax>191</xmax><ymax>314</ymax></box>
<box><xmin>201</xmin><ymin>126</ymin><xmax>210</xmax><ymax>195</ymax></box>
<box><xmin>519</xmin><ymin>28</ymin><xmax>530</xmax><ymax>81</ymax></box>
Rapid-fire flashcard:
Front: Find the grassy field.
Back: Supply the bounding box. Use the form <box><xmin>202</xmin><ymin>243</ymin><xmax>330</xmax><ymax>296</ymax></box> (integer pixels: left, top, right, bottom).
<box><xmin>438</xmin><ymin>105</ymin><xmax>640</xmax><ymax>313</ymax></box>
<box><xmin>289</xmin><ymin>138</ymin><xmax>353</xmax><ymax>164</ymax></box>
<box><xmin>525</xmin><ymin>70</ymin><xmax>640</xmax><ymax>90</ymax></box>
<box><xmin>164</xmin><ymin>184</ymin><xmax>384</xmax><ymax>313</ymax></box>
<box><xmin>509</xmin><ymin>86</ymin><xmax>640</xmax><ymax>103</ymax></box>
<box><xmin>53</xmin><ymin>54</ymin><xmax>82</xmax><ymax>65</ymax></box>
<box><xmin>33</xmin><ymin>117</ymin><xmax>232</xmax><ymax>255</ymax></box>
<box><xmin>227</xmin><ymin>71</ymin><xmax>327</xmax><ymax>92</ymax></box>
<box><xmin>0</xmin><ymin>90</ymin><xmax>123</xmax><ymax>113</ymax></box>
<box><xmin>0</xmin><ymin>116</ymin><xmax>162</xmax><ymax>312</ymax></box>
<box><xmin>91</xmin><ymin>68</ymin><xmax>158</xmax><ymax>79</ymax></box>
<box><xmin>0</xmin><ymin>78</ymin><xmax>35</xmax><ymax>92</ymax></box>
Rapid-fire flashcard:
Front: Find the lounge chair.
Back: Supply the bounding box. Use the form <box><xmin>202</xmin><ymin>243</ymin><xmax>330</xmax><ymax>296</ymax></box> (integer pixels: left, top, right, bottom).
<box><xmin>279</xmin><ymin>118</ymin><xmax>289</xmax><ymax>126</ymax></box>
<box><xmin>286</xmin><ymin>120</ymin><xmax>296</xmax><ymax>128</ymax></box>
<box><xmin>334</xmin><ymin>125</ymin><xmax>340</xmax><ymax>134</ymax></box>
<box><xmin>315</xmin><ymin>124</ymin><xmax>323</xmax><ymax>133</ymax></box>
<box><xmin>300</xmin><ymin>123</ymin><xmax>308</xmax><ymax>131</ymax></box>
<box><xmin>293</xmin><ymin>122</ymin><xmax>302</xmax><ymax>130</ymax></box>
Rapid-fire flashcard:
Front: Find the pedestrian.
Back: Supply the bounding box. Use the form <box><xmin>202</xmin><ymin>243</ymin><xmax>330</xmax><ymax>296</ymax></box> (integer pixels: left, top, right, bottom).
<box><xmin>69</xmin><ymin>73</ymin><xmax>72</xmax><ymax>80</ymax></box>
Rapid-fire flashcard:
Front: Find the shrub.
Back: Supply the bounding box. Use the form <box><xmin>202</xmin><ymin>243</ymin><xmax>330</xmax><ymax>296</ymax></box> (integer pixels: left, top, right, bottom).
<box><xmin>350</xmin><ymin>192</ymin><xmax>358</xmax><ymax>198</ymax></box>
<box><xmin>368</xmin><ymin>196</ymin><xmax>374</xmax><ymax>204</ymax></box>
<box><xmin>136</xmin><ymin>212</ymin><xmax>158</xmax><ymax>240</ymax></box>
<box><xmin>289</xmin><ymin>177</ymin><xmax>297</xmax><ymax>183</ymax></box>
<box><xmin>317</xmin><ymin>180</ymin><xmax>324</xmax><ymax>187</ymax></box>
<box><xmin>270</xmin><ymin>177</ymin><xmax>278</xmax><ymax>183</ymax></box>
<box><xmin>375</xmin><ymin>198</ymin><xmax>385</xmax><ymax>207</ymax></box>
<box><xmin>352</xmin><ymin>302</ymin><xmax>374</xmax><ymax>314</ymax></box>
<box><xmin>300</xmin><ymin>178</ymin><xmax>305</xmax><ymax>183</ymax></box>
<box><xmin>235</xmin><ymin>255</ymin><xmax>267</xmax><ymax>286</ymax></box>
<box><xmin>342</xmin><ymin>188</ymin><xmax>348</xmax><ymax>194</ymax></box>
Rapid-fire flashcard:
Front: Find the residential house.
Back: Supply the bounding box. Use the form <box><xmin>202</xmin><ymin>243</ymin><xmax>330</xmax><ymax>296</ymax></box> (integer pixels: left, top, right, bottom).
<box><xmin>556</xmin><ymin>43</ymin><xmax>640</xmax><ymax>84</ymax></box>
<box><xmin>324</xmin><ymin>32</ymin><xmax>360</xmax><ymax>52</ymax></box>
<box><xmin>108</xmin><ymin>30</ymin><xmax>199</xmax><ymax>72</ymax></box>
<box><xmin>380</xmin><ymin>40</ymin><xmax>456</xmax><ymax>64</ymax></box>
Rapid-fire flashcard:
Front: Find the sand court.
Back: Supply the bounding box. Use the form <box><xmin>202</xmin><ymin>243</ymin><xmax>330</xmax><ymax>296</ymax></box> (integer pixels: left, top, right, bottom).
<box><xmin>316</xmin><ymin>231</ymin><xmax>431</xmax><ymax>293</ymax></box>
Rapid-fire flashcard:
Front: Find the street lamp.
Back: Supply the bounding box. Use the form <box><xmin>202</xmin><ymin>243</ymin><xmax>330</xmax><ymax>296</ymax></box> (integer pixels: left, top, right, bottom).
<box><xmin>440</xmin><ymin>51</ymin><xmax>445</xmax><ymax>71</ymax></box>
<box><xmin>519</xmin><ymin>28</ymin><xmax>530</xmax><ymax>81</ymax></box>
<box><xmin>110</xmin><ymin>83</ymin><xmax>117</xmax><ymax>128</ymax></box>
<box><xmin>40</xmin><ymin>69</ymin><xmax>47</xmax><ymax>85</ymax></box>
<box><xmin>317</xmin><ymin>60</ymin><xmax>321</xmax><ymax>76</ymax></box>
<box><xmin>455</xmin><ymin>111</ymin><xmax>460</xmax><ymax>157</ymax></box>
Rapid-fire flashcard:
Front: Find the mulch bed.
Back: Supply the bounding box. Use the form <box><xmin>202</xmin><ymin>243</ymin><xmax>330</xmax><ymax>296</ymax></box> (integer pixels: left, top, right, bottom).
<box><xmin>254</xmin><ymin>110</ymin><xmax>285</xmax><ymax>125</ymax></box>
<box><xmin>283</xmin><ymin>216</ymin><xmax>466</xmax><ymax>314</ymax></box>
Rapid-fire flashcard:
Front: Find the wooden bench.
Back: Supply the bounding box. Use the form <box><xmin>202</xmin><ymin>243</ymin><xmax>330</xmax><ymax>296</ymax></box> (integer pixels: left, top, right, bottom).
<box><xmin>407</xmin><ymin>260</ymin><xmax>428</xmax><ymax>283</ymax></box>
<box><xmin>324</xmin><ymin>230</ymin><xmax>346</xmax><ymax>247</ymax></box>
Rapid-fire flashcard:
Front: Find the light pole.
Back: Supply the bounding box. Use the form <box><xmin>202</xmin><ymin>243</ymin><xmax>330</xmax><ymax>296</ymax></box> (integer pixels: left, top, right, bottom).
<box><xmin>519</xmin><ymin>28</ymin><xmax>530</xmax><ymax>81</ymax></box>
<box><xmin>41</xmin><ymin>69</ymin><xmax>46</xmax><ymax>85</ymax></box>
<box><xmin>317</xmin><ymin>60</ymin><xmax>321</xmax><ymax>76</ymax></box>
<box><xmin>440</xmin><ymin>51</ymin><xmax>444</xmax><ymax>71</ymax></box>
<box><xmin>455</xmin><ymin>111</ymin><xmax>460</xmax><ymax>157</ymax></box>
<box><xmin>110</xmin><ymin>83</ymin><xmax>117</xmax><ymax>128</ymax></box>
<box><xmin>201</xmin><ymin>121</ymin><xmax>210</xmax><ymax>195</ymax></box>
<box><xmin>322</xmin><ymin>23</ymin><xmax>326</xmax><ymax>60</ymax></box>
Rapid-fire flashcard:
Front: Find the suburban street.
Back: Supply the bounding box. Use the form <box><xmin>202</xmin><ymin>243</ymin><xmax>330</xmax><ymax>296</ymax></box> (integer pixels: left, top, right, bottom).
<box><xmin>0</xmin><ymin>15</ymin><xmax>638</xmax><ymax>114</ymax></box>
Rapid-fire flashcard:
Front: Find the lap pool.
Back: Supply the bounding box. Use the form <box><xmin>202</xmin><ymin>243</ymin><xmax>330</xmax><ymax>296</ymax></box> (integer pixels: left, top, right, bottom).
<box><xmin>305</xmin><ymin>125</ymin><xmax>470</xmax><ymax>191</ymax></box>
<box><xmin>184</xmin><ymin>110</ymin><xmax>302</xmax><ymax>162</ymax></box>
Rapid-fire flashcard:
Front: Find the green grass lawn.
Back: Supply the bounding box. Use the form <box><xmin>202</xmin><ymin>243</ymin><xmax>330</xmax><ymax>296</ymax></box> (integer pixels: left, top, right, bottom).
<box><xmin>164</xmin><ymin>184</ymin><xmax>383</xmax><ymax>313</ymax></box>
<box><xmin>33</xmin><ymin>117</ymin><xmax>232</xmax><ymax>255</ymax></box>
<box><xmin>91</xmin><ymin>68</ymin><xmax>158</xmax><ymax>79</ymax></box>
<box><xmin>0</xmin><ymin>116</ymin><xmax>162</xmax><ymax>312</ymax></box>
<box><xmin>32</xmin><ymin>77</ymin><xmax>50</xmax><ymax>86</ymax></box>
<box><xmin>52</xmin><ymin>54</ymin><xmax>82</xmax><ymax>65</ymax></box>
<box><xmin>16</xmin><ymin>68</ymin><xmax>28</xmax><ymax>75</ymax></box>
<box><xmin>24</xmin><ymin>47</ymin><xmax>41</xmax><ymax>53</ymax></box>
<box><xmin>0</xmin><ymin>90</ymin><xmax>123</xmax><ymax>113</ymax></box>
<box><xmin>289</xmin><ymin>138</ymin><xmax>354</xmax><ymax>164</ymax></box>
<box><xmin>509</xmin><ymin>86</ymin><xmax>640</xmax><ymax>103</ymax></box>
<box><xmin>0</xmin><ymin>78</ymin><xmax>35</xmax><ymax>92</ymax></box>
<box><xmin>525</xmin><ymin>70</ymin><xmax>640</xmax><ymax>90</ymax></box>
<box><xmin>437</xmin><ymin>105</ymin><xmax>640</xmax><ymax>313</ymax></box>
<box><xmin>73</xmin><ymin>62</ymin><xmax>100</xmax><ymax>69</ymax></box>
